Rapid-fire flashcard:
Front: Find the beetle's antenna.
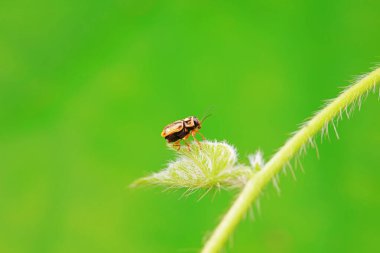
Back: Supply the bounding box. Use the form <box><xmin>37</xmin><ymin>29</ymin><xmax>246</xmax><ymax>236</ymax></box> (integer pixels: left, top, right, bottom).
<box><xmin>201</xmin><ymin>113</ymin><xmax>212</xmax><ymax>124</ymax></box>
<box><xmin>200</xmin><ymin>106</ymin><xmax>214</xmax><ymax>124</ymax></box>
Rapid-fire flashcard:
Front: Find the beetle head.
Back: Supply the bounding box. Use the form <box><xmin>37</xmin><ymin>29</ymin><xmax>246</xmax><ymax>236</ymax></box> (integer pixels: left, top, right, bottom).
<box><xmin>193</xmin><ymin>117</ymin><xmax>201</xmax><ymax>129</ymax></box>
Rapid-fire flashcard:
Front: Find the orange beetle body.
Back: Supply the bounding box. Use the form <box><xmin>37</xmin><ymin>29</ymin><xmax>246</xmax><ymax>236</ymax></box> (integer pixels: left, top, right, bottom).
<box><xmin>161</xmin><ymin>116</ymin><xmax>205</xmax><ymax>150</ymax></box>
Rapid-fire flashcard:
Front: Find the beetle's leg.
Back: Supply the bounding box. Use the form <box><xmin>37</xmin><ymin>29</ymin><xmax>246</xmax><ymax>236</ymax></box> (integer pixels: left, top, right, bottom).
<box><xmin>172</xmin><ymin>140</ymin><xmax>181</xmax><ymax>151</ymax></box>
<box><xmin>197</xmin><ymin>131</ymin><xmax>206</xmax><ymax>140</ymax></box>
<box><xmin>191</xmin><ymin>131</ymin><xmax>202</xmax><ymax>149</ymax></box>
<box><xmin>183</xmin><ymin>139</ymin><xmax>191</xmax><ymax>151</ymax></box>
<box><xmin>183</xmin><ymin>134</ymin><xmax>191</xmax><ymax>151</ymax></box>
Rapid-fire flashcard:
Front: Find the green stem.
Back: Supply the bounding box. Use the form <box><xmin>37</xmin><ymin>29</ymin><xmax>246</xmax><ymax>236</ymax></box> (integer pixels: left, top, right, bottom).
<box><xmin>201</xmin><ymin>67</ymin><xmax>380</xmax><ymax>253</ymax></box>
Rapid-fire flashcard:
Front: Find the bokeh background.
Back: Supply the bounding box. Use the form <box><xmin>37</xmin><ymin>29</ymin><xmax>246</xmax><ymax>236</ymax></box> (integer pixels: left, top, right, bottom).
<box><xmin>1</xmin><ymin>0</ymin><xmax>380</xmax><ymax>252</ymax></box>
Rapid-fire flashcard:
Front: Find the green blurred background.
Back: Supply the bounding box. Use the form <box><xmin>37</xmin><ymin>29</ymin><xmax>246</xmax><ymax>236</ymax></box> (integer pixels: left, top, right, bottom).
<box><xmin>1</xmin><ymin>0</ymin><xmax>380</xmax><ymax>252</ymax></box>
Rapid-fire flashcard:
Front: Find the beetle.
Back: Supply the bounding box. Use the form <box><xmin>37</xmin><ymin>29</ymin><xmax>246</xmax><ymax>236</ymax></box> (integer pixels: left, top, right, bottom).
<box><xmin>161</xmin><ymin>115</ymin><xmax>208</xmax><ymax>151</ymax></box>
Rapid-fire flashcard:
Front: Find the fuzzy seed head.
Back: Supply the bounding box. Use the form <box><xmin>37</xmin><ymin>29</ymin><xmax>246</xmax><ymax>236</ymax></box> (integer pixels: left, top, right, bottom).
<box><xmin>131</xmin><ymin>141</ymin><xmax>259</xmax><ymax>191</ymax></box>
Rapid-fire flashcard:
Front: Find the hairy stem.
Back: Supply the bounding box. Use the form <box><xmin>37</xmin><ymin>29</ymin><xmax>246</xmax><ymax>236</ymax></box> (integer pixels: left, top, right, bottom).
<box><xmin>201</xmin><ymin>67</ymin><xmax>380</xmax><ymax>253</ymax></box>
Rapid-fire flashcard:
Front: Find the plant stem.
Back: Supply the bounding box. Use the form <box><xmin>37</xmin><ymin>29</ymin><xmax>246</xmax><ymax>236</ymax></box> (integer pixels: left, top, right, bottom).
<box><xmin>201</xmin><ymin>67</ymin><xmax>380</xmax><ymax>253</ymax></box>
